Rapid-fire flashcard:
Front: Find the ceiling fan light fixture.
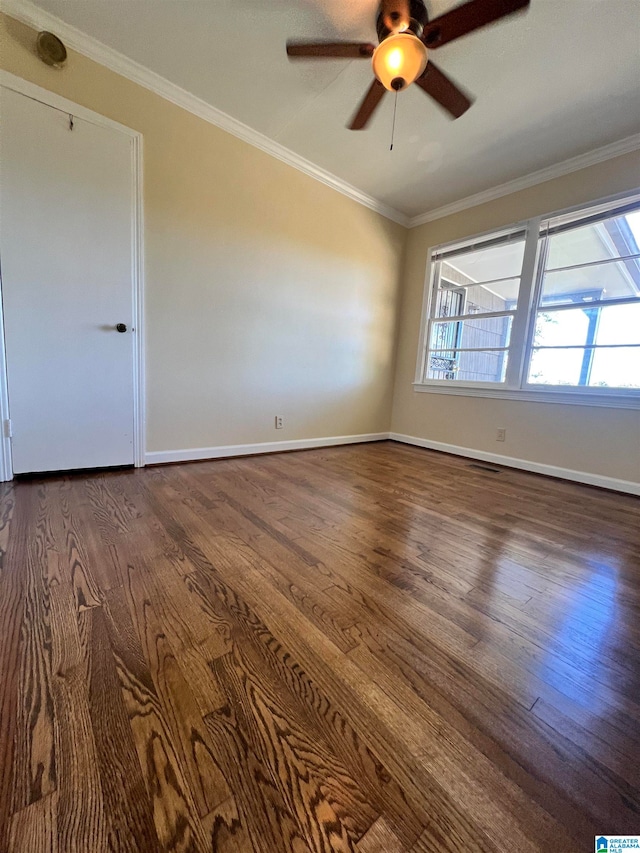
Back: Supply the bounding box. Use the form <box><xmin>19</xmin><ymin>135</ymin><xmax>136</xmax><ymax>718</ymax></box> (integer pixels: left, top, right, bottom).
<box><xmin>372</xmin><ymin>33</ymin><xmax>428</xmax><ymax>91</ymax></box>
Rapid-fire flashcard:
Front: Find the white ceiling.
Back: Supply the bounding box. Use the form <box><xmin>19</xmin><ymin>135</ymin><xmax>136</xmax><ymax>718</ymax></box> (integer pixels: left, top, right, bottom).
<box><xmin>21</xmin><ymin>0</ymin><xmax>640</xmax><ymax>219</ymax></box>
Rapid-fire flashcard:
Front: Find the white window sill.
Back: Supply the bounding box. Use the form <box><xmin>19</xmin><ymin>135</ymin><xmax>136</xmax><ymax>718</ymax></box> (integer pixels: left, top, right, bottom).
<box><xmin>412</xmin><ymin>382</ymin><xmax>640</xmax><ymax>410</ymax></box>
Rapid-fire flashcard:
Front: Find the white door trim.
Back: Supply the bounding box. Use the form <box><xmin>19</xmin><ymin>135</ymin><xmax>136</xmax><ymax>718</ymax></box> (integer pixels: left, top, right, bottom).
<box><xmin>0</xmin><ymin>71</ymin><xmax>145</xmax><ymax>480</ymax></box>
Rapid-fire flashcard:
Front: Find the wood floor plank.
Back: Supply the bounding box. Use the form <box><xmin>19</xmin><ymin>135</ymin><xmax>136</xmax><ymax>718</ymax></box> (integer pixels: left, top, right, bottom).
<box><xmin>200</xmin><ymin>475</ymin><xmax>481</xmax><ymax>659</ymax></box>
<box><xmin>201</xmin><ymin>795</ymin><xmax>253</xmax><ymax>853</ymax></box>
<box><xmin>0</xmin><ymin>486</ymin><xmax>30</xmax><ymax>850</ymax></box>
<box><xmin>49</xmin><ymin>595</ymin><xmax>107</xmax><ymax>853</ymax></box>
<box><xmin>356</xmin><ymin>817</ymin><xmax>405</xmax><ymax>853</ymax></box>
<box><xmin>52</xmin><ymin>479</ymin><xmax>102</xmax><ymax>611</ymax></box>
<box><xmin>181</xmin><ymin>537</ymin><xmax>571</xmax><ymax>851</ymax></box>
<box><xmin>203</xmin><ymin>704</ymin><xmax>312</xmax><ymax>853</ymax></box>
<box><xmin>187</xmin><ymin>563</ymin><xmax>472</xmax><ymax>851</ymax></box>
<box><xmin>103</xmin><ymin>584</ymin><xmax>211</xmax><ymax>853</ymax></box>
<box><xmin>138</xmin><ymin>499</ymin><xmax>427</xmax><ymax>846</ymax></box>
<box><xmin>151</xmin><ymin>473</ymin><xmax>359</xmax><ymax>654</ymax></box>
<box><xmin>344</xmin><ymin>624</ymin><xmax>633</xmax><ymax>842</ymax></box>
<box><xmin>139</xmin><ymin>470</ymin><xmax>596</xmax><ymax>848</ymax></box>
<box><xmin>91</xmin><ymin>474</ymin><xmax>234</xmax><ymax>656</ymax></box>
<box><xmin>0</xmin><ymin>482</ymin><xmax>15</xmax><ymax>583</ymax></box>
<box><xmin>127</xmin><ymin>579</ymin><xmax>231</xmax><ymax>819</ymax></box>
<box><xmin>7</xmin><ymin>791</ymin><xmax>58</xmax><ymax>853</ymax></box>
<box><xmin>242</xmin><ymin>453</ymin><xmax>488</xmax><ymax>588</ymax></box>
<box><xmin>87</xmin><ymin>605</ymin><xmax>159</xmax><ymax>852</ymax></box>
<box><xmin>55</xmin><ymin>476</ymin><xmax>127</xmax><ymax>596</ymax></box>
<box><xmin>171</xmin><ymin>639</ymin><xmax>229</xmax><ymax>718</ymax></box>
<box><xmin>531</xmin><ymin>696</ymin><xmax>640</xmax><ymax>789</ymax></box>
<box><xmin>261</xmin><ymin>460</ymin><xmax>640</xmax><ymax>721</ymax></box>
<box><xmin>410</xmin><ymin>820</ymin><xmax>499</xmax><ymax>853</ymax></box>
<box><xmin>210</xmin><ymin>637</ymin><xmax>378</xmax><ymax>848</ymax></box>
<box><xmin>2</xmin><ymin>443</ymin><xmax>638</xmax><ymax>852</ymax></box>
<box><xmin>171</xmin><ymin>465</ymin><xmax>323</xmax><ymax>579</ymax></box>
<box><xmin>11</xmin><ymin>483</ymin><xmax>56</xmax><ymax>814</ymax></box>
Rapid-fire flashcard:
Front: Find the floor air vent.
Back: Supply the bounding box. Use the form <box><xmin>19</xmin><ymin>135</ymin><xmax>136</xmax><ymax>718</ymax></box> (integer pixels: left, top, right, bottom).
<box><xmin>468</xmin><ymin>463</ymin><xmax>501</xmax><ymax>474</ymax></box>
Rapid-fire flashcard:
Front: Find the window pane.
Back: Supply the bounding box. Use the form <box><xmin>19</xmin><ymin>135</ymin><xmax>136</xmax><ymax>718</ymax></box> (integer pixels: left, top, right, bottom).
<box><xmin>434</xmin><ymin>284</ymin><xmax>465</xmax><ymax>319</ymax></box>
<box><xmin>546</xmin><ymin>209</ymin><xmax>640</xmax><ymax>269</ymax></box>
<box><xmin>425</xmin><ymin>236</ymin><xmax>525</xmax><ymax>386</ymax></box>
<box><xmin>443</xmin><ymin>239</ymin><xmax>526</xmax><ymax>284</ymax></box>
<box><xmin>530</xmin><ymin>206</ymin><xmax>640</xmax><ymax>391</ymax></box>
<box><xmin>540</xmin><ymin>259</ymin><xmax>640</xmax><ymax>306</ymax></box>
<box><xmin>528</xmin><ymin>346</ymin><xmax>640</xmax><ymax>388</ymax></box>
<box><xmin>590</xmin><ymin>347</ymin><xmax>640</xmax><ymax>388</ymax></box>
<box><xmin>427</xmin><ymin>350</ymin><xmax>508</xmax><ymax>383</ymax></box>
<box><xmin>533</xmin><ymin>309</ymin><xmax>591</xmax><ymax>348</ymax></box>
<box><xmin>430</xmin><ymin>316</ymin><xmax>512</xmax><ymax>352</ymax></box>
<box><xmin>595</xmin><ymin>303</ymin><xmax>640</xmax><ymax>346</ymax></box>
<box><xmin>533</xmin><ymin>303</ymin><xmax>640</xmax><ymax>348</ymax></box>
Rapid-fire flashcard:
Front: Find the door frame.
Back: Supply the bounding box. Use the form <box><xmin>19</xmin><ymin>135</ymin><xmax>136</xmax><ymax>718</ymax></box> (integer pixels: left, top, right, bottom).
<box><xmin>0</xmin><ymin>71</ymin><xmax>145</xmax><ymax>480</ymax></box>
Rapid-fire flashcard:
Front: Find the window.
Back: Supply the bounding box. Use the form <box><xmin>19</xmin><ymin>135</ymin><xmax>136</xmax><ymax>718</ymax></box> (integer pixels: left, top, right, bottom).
<box><xmin>527</xmin><ymin>206</ymin><xmax>640</xmax><ymax>389</ymax></box>
<box><xmin>424</xmin><ymin>228</ymin><xmax>526</xmax><ymax>385</ymax></box>
<box><xmin>417</xmin><ymin>194</ymin><xmax>640</xmax><ymax>405</ymax></box>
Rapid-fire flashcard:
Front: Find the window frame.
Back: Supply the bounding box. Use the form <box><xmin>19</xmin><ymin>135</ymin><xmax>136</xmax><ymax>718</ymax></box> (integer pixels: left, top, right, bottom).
<box><xmin>418</xmin><ymin>223</ymin><xmax>531</xmax><ymax>391</ymax></box>
<box><xmin>414</xmin><ymin>192</ymin><xmax>640</xmax><ymax>410</ymax></box>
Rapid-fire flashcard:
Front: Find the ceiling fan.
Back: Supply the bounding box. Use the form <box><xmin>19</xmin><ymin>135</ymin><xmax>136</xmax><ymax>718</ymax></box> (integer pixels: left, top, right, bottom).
<box><xmin>286</xmin><ymin>0</ymin><xmax>530</xmax><ymax>130</ymax></box>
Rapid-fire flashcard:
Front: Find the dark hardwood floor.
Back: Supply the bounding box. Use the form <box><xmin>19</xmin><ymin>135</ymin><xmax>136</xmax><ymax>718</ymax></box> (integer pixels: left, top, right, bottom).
<box><xmin>1</xmin><ymin>440</ymin><xmax>639</xmax><ymax>852</ymax></box>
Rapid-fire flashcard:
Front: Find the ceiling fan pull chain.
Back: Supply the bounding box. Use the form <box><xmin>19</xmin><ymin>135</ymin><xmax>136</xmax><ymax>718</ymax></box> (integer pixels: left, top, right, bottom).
<box><xmin>390</xmin><ymin>89</ymin><xmax>398</xmax><ymax>151</ymax></box>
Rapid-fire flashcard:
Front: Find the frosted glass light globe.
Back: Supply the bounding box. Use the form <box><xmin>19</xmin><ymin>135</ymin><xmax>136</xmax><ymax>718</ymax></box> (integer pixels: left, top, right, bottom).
<box><xmin>372</xmin><ymin>33</ymin><xmax>428</xmax><ymax>91</ymax></box>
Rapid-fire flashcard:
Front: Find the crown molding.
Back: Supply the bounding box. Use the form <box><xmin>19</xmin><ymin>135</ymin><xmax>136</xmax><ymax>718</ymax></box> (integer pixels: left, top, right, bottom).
<box><xmin>407</xmin><ymin>133</ymin><xmax>640</xmax><ymax>228</ymax></box>
<box><xmin>2</xmin><ymin>0</ymin><xmax>410</xmax><ymax>227</ymax></box>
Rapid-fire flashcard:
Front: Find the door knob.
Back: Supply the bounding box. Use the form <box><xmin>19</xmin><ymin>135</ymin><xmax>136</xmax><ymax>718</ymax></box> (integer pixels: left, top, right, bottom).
<box><xmin>116</xmin><ymin>323</ymin><xmax>127</xmax><ymax>333</ymax></box>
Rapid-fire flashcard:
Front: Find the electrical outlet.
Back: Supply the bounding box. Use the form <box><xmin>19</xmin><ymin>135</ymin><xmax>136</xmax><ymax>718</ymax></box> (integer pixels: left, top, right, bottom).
<box><xmin>496</xmin><ymin>428</ymin><xmax>506</xmax><ymax>442</ymax></box>
<box><xmin>275</xmin><ymin>416</ymin><xmax>283</xmax><ymax>430</ymax></box>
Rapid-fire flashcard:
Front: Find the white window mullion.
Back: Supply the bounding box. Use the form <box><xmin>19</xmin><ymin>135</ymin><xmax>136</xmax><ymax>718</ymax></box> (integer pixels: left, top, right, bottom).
<box><xmin>430</xmin><ymin>309</ymin><xmax>516</xmax><ymax>325</ymax></box>
<box><xmin>505</xmin><ymin>217</ymin><xmax>542</xmax><ymax>389</ymax></box>
<box><xmin>531</xmin><ymin>294</ymin><xmax>640</xmax><ymax>314</ymax></box>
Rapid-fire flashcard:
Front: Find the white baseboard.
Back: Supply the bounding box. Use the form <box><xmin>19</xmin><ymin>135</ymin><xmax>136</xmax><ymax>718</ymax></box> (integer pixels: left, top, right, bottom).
<box><xmin>145</xmin><ymin>430</ymin><xmax>640</xmax><ymax>495</ymax></box>
<box><xmin>145</xmin><ymin>432</ymin><xmax>389</xmax><ymax>465</ymax></box>
<box><xmin>389</xmin><ymin>432</ymin><xmax>640</xmax><ymax>496</ymax></box>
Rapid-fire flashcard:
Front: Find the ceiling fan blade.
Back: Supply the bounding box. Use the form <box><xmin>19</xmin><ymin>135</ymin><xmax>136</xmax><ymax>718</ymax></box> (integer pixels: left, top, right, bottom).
<box><xmin>415</xmin><ymin>62</ymin><xmax>473</xmax><ymax>118</ymax></box>
<box><xmin>422</xmin><ymin>0</ymin><xmax>530</xmax><ymax>48</ymax></box>
<box><xmin>287</xmin><ymin>41</ymin><xmax>375</xmax><ymax>59</ymax></box>
<box><xmin>349</xmin><ymin>79</ymin><xmax>386</xmax><ymax>130</ymax></box>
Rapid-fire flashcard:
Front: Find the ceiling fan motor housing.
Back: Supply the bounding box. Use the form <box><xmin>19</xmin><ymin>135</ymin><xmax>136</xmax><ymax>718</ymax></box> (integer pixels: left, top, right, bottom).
<box><xmin>377</xmin><ymin>0</ymin><xmax>428</xmax><ymax>42</ymax></box>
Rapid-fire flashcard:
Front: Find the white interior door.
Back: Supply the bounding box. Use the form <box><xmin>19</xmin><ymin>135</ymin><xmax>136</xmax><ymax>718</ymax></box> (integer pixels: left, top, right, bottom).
<box><xmin>0</xmin><ymin>86</ymin><xmax>136</xmax><ymax>474</ymax></box>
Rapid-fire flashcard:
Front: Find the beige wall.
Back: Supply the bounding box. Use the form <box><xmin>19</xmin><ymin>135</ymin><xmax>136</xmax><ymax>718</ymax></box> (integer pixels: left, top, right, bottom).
<box><xmin>1</xmin><ymin>14</ymin><xmax>406</xmax><ymax>453</ymax></box>
<box><xmin>391</xmin><ymin>152</ymin><xmax>640</xmax><ymax>483</ymax></box>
